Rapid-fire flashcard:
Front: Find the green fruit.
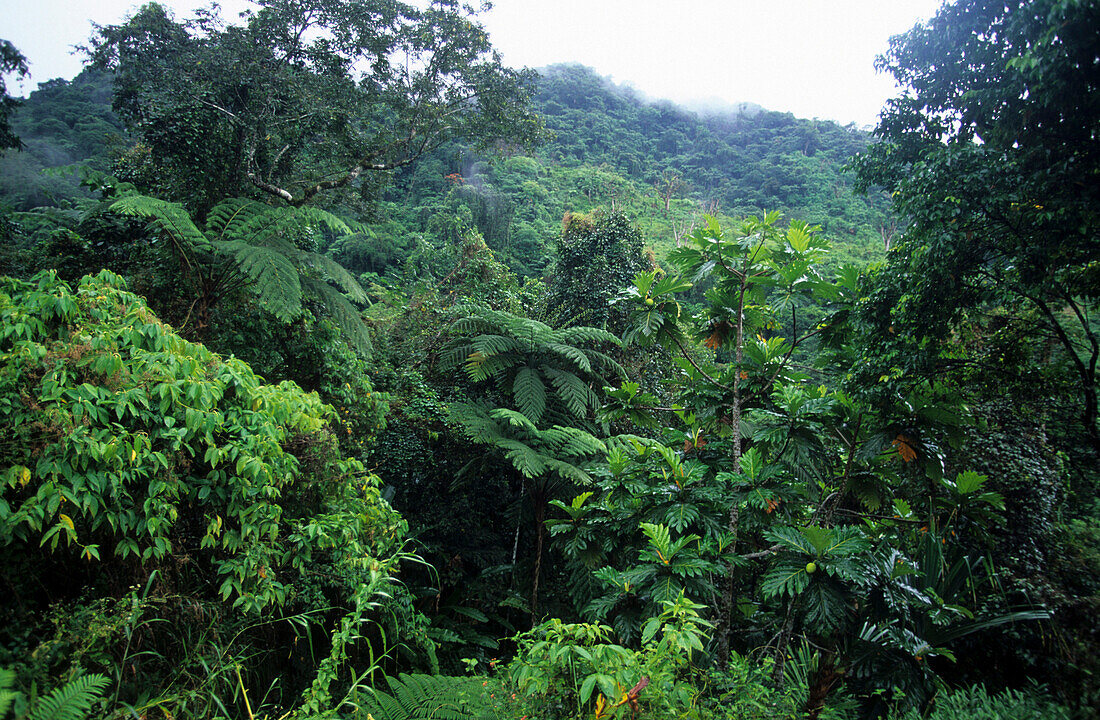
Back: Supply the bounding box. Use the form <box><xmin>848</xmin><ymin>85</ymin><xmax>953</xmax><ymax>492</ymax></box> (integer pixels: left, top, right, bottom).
<box><xmin>805</xmin><ymin>561</ymin><xmax>817</xmax><ymax>574</ymax></box>
<box><xmin>645</xmin><ymin>297</ymin><xmax>655</xmax><ymax>306</ymax></box>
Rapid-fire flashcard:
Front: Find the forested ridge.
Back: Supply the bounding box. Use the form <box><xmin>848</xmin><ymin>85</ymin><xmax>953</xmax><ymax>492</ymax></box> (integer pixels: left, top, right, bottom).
<box><xmin>0</xmin><ymin>1</ymin><xmax>1097</xmax><ymax>719</ymax></box>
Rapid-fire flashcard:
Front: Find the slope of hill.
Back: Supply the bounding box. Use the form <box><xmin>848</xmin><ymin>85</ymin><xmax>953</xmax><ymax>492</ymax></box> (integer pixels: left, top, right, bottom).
<box><xmin>375</xmin><ymin>64</ymin><xmax>892</xmax><ymax>278</ymax></box>
<box><xmin>1</xmin><ymin>64</ymin><xmax>891</xmax><ymax>278</ymax></box>
<box><xmin>0</xmin><ymin>68</ymin><xmax>122</xmax><ymax>208</ymax></box>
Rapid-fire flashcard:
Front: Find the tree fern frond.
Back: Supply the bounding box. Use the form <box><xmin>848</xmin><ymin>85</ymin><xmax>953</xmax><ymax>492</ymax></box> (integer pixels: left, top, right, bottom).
<box><xmin>471</xmin><ymin>334</ymin><xmax>525</xmax><ymax>356</ymax></box>
<box><xmin>205</xmin><ymin>198</ymin><xmax>266</xmax><ymax>240</ymax></box>
<box><xmin>301</xmin><ymin>251</ymin><xmax>369</xmax><ymax>304</ymax></box>
<box><xmin>542</xmin><ymin>457</ymin><xmax>593</xmax><ymax>484</ymax></box>
<box><xmin>544</xmin><ymin>366</ymin><xmax>593</xmax><ymax>419</ymax></box>
<box><xmin>545</xmin><ymin>343</ymin><xmax>592</xmax><ymax>373</ymax></box>
<box><xmin>295</xmin><ymin>206</ymin><xmax>353</xmax><ymax>235</ymax></box>
<box><xmin>465</xmin><ymin>352</ymin><xmax>517</xmax><ymax>382</ymax></box>
<box><xmin>236</xmin><ymin>205</ymin><xmax>310</xmax><ymax>248</ymax></box>
<box><xmin>512</xmin><ymin>367</ymin><xmax>547</xmax><ymax>424</ymax></box>
<box><xmin>556</xmin><ymin>325</ymin><xmax>621</xmax><ymax>346</ymax></box>
<box><xmin>488</xmin><ymin>408</ymin><xmax>539</xmax><ymax>434</ymax></box>
<box><xmin>449</xmin><ymin>316</ymin><xmax>495</xmax><ymax>336</ymax></box>
<box><xmin>438</xmin><ymin>343</ymin><xmax>476</xmax><ymax>371</ymax></box>
<box><xmin>585</xmin><ymin>349</ymin><xmax>627</xmax><ymax>380</ymax></box>
<box><xmin>541</xmin><ymin>426</ymin><xmax>606</xmax><ymax>458</ymax></box>
<box><xmin>110</xmin><ymin>196</ymin><xmax>212</xmax><ymax>252</ymax></box>
<box><xmin>302</xmin><ymin>277</ymin><xmax>372</xmax><ymax>357</ymax></box>
<box><xmin>497</xmin><ymin>439</ymin><xmax>548</xmax><ymax>478</ymax></box>
<box><xmin>27</xmin><ymin>674</ymin><xmax>109</xmax><ymax>720</ymax></box>
<box><xmin>218</xmin><ymin>241</ymin><xmax>302</xmax><ymax>322</ymax></box>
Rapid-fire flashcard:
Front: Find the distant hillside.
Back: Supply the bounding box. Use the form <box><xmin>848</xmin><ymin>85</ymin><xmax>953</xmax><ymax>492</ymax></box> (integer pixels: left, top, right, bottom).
<box><xmin>0</xmin><ymin>68</ymin><xmax>123</xmax><ymax>208</ymax></box>
<box><xmin>378</xmin><ymin>65</ymin><xmax>893</xmax><ymax>278</ymax></box>
<box><xmin>0</xmin><ymin>63</ymin><xmax>891</xmax><ymax>278</ymax></box>
<box><xmin>532</xmin><ymin>64</ymin><xmax>892</xmax><ymax>247</ymax></box>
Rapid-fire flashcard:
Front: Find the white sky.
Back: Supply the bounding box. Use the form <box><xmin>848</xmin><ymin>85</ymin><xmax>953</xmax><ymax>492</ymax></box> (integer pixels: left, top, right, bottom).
<box><xmin>0</xmin><ymin>0</ymin><xmax>944</xmax><ymax>127</ymax></box>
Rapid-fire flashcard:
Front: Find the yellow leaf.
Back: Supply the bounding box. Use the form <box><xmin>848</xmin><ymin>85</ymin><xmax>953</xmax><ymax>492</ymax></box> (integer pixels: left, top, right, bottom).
<box><xmin>130</xmin><ymin>448</ymin><xmax>137</xmax><ymax>463</ymax></box>
<box><xmin>594</xmin><ymin>694</ymin><xmax>607</xmax><ymax>718</ymax></box>
<box><xmin>19</xmin><ymin>466</ymin><xmax>31</xmax><ymax>486</ymax></box>
<box><xmin>59</xmin><ymin>514</ymin><xmax>74</xmax><ymax>531</ymax></box>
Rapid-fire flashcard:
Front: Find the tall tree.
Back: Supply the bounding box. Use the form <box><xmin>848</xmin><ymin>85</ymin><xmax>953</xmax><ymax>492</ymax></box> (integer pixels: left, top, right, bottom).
<box><xmin>88</xmin><ymin>1</ymin><xmax>546</xmax><ymax>212</ymax></box>
<box><xmin>853</xmin><ymin>0</ymin><xmax>1100</xmax><ymax>451</ymax></box>
<box><xmin>0</xmin><ymin>39</ymin><xmax>29</xmax><ymax>152</ymax></box>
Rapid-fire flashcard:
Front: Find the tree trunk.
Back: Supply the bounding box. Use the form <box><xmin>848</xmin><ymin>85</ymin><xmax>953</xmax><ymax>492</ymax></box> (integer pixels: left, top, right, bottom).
<box><xmin>715</xmin><ymin>276</ymin><xmax>747</xmax><ymax>670</ymax></box>
<box><xmin>530</xmin><ymin>489</ymin><xmax>546</xmax><ymax>626</ymax></box>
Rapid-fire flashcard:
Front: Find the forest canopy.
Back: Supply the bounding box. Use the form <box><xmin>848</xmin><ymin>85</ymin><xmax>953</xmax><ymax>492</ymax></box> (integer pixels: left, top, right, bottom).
<box><xmin>0</xmin><ymin>0</ymin><xmax>1098</xmax><ymax>719</ymax></box>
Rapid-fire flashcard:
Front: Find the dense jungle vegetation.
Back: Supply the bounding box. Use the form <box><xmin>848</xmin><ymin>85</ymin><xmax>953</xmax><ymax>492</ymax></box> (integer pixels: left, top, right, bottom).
<box><xmin>0</xmin><ymin>0</ymin><xmax>1097</xmax><ymax>718</ymax></box>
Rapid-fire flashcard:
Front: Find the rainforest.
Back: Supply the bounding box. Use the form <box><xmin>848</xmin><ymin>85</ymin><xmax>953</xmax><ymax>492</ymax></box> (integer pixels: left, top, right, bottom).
<box><xmin>0</xmin><ymin>0</ymin><xmax>1097</xmax><ymax>718</ymax></box>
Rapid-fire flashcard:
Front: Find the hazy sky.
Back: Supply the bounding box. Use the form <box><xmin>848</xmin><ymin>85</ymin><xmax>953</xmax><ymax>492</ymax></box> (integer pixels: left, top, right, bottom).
<box><xmin>1</xmin><ymin>0</ymin><xmax>944</xmax><ymax>127</ymax></box>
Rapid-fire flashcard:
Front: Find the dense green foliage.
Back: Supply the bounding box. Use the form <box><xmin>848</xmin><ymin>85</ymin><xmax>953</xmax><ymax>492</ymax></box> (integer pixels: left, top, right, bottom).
<box><xmin>0</xmin><ymin>69</ymin><xmax>122</xmax><ymax>209</ymax></box>
<box><xmin>1</xmin><ymin>0</ymin><xmax>1097</xmax><ymax>717</ymax></box>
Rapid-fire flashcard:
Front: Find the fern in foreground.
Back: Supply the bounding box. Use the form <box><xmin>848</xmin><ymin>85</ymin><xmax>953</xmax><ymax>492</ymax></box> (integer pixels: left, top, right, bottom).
<box><xmin>358</xmin><ymin>674</ymin><xmax>496</xmax><ymax>720</ymax></box>
<box><xmin>0</xmin><ymin>670</ymin><xmax>109</xmax><ymax>720</ymax></box>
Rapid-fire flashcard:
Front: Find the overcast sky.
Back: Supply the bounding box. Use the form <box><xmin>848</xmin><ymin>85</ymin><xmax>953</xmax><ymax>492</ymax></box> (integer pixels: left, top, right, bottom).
<box><xmin>1</xmin><ymin>0</ymin><xmax>944</xmax><ymax>127</ymax></box>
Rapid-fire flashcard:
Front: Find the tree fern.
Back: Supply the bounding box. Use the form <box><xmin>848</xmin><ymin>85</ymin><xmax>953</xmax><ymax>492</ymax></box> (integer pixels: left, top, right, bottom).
<box><xmin>513</xmin><ymin>367</ymin><xmax>547</xmax><ymax>424</ymax></box>
<box><xmin>301</xmin><ymin>277</ymin><xmax>373</xmax><ymax>357</ymax></box>
<box><xmin>359</xmin><ymin>674</ymin><xmax>494</xmax><ymax>720</ymax></box>
<box><xmin>218</xmin><ymin>240</ymin><xmax>303</xmax><ymax>322</ymax></box>
<box><xmin>110</xmin><ymin>195</ymin><xmax>374</xmax><ymax>356</ymax></box>
<box><xmin>110</xmin><ymin>195</ymin><xmax>212</xmax><ymax>253</ymax></box>
<box><xmin>25</xmin><ymin>674</ymin><xmax>109</xmax><ymax>720</ymax></box>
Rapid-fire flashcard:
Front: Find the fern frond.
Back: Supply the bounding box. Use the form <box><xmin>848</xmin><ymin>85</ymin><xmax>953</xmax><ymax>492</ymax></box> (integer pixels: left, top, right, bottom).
<box><xmin>27</xmin><ymin>674</ymin><xmax>109</xmax><ymax>720</ymax></box>
<box><xmin>217</xmin><ymin>240</ymin><xmax>302</xmax><ymax>322</ymax></box>
<box><xmin>0</xmin><ymin>668</ymin><xmax>16</xmax><ymax>718</ymax></box>
<box><xmin>545</xmin><ymin>343</ymin><xmax>592</xmax><ymax>373</ymax></box>
<box><xmin>449</xmin><ymin>316</ymin><xmax>495</xmax><ymax>336</ymax></box>
<box><xmin>438</xmin><ymin>342</ymin><xmax>476</xmax><ymax>371</ymax></box>
<box><xmin>303</xmin><ymin>278</ymin><xmax>372</xmax><ymax>357</ymax></box>
<box><xmin>110</xmin><ymin>196</ymin><xmax>212</xmax><ymax>252</ymax></box>
<box><xmin>488</xmin><ymin>408</ymin><xmax>539</xmax><ymax>434</ymax></box>
<box><xmin>585</xmin><ymin>349</ymin><xmax>627</xmax><ymax>380</ymax></box>
<box><xmin>512</xmin><ymin>367</ymin><xmax>547</xmax><ymax>424</ymax></box>
<box><xmin>295</xmin><ymin>206</ymin><xmax>353</xmax><ymax>235</ymax></box>
<box><xmin>556</xmin><ymin>325</ymin><xmax>621</xmax><ymax>346</ymax></box>
<box><xmin>205</xmin><ymin>198</ymin><xmax>267</xmax><ymax>240</ymax></box>
<box><xmin>471</xmin><ymin>334</ymin><xmax>525</xmax><ymax>356</ymax></box>
<box><xmin>360</xmin><ymin>673</ymin><xmax>493</xmax><ymax>720</ymax></box>
<box><xmin>544</xmin><ymin>366</ymin><xmax>593</xmax><ymax>419</ymax></box>
<box><xmin>541</xmin><ymin>426</ymin><xmax>606</xmax><ymax>458</ymax></box>
<box><xmin>301</xmin><ymin>251</ymin><xmax>369</xmax><ymax>304</ymax></box>
<box><xmin>497</xmin><ymin>439</ymin><xmax>548</xmax><ymax>478</ymax></box>
<box><xmin>464</xmin><ymin>352</ymin><xmax>517</xmax><ymax>382</ymax></box>
<box><xmin>542</xmin><ymin>457</ymin><xmax>593</xmax><ymax>484</ymax></box>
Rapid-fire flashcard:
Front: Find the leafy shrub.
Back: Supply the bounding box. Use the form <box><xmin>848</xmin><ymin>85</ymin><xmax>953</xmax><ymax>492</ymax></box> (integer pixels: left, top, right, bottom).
<box><xmin>0</xmin><ymin>270</ymin><xmax>416</xmax><ymax>716</ymax></box>
<box><xmin>0</xmin><ymin>269</ymin><xmax>405</xmax><ymax>611</ymax></box>
<box><xmin>505</xmin><ymin>594</ymin><xmax>709</xmax><ymax>719</ymax></box>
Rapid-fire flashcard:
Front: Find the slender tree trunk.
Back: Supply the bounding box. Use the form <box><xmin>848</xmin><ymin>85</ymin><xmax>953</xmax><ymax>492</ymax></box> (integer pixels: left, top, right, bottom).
<box><xmin>531</xmin><ymin>489</ymin><xmax>546</xmax><ymax>626</ymax></box>
<box><xmin>715</xmin><ymin>275</ymin><xmax>747</xmax><ymax>670</ymax></box>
